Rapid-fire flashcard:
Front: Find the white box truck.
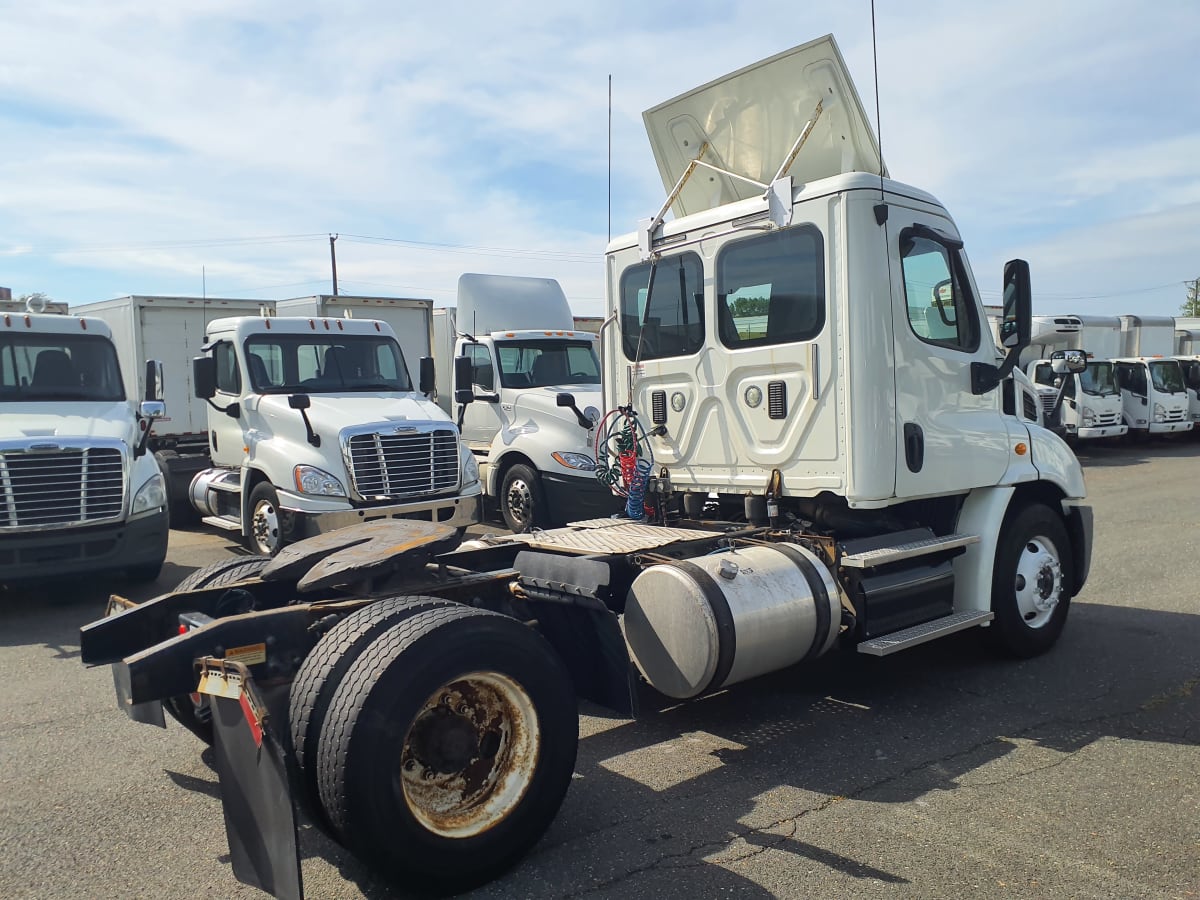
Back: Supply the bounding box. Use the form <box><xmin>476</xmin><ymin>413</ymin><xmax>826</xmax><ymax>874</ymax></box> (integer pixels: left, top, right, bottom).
<box><xmin>1</xmin><ymin>309</ymin><xmax>168</xmax><ymax>585</ymax></box>
<box><xmin>432</xmin><ymin>274</ymin><xmax>622</xmax><ymax>531</ymax></box>
<box><xmin>1172</xmin><ymin>316</ymin><xmax>1200</xmax><ymax>424</ymax></box>
<box><xmin>73</xmin><ymin>296</ymin><xmax>276</xmax><ymax>518</ymax></box>
<box><xmin>82</xmin><ymin>35</ymin><xmax>1092</xmax><ymax>895</ymax></box>
<box><xmin>1112</xmin><ymin>315</ymin><xmax>1191</xmax><ymax>435</ymax></box>
<box><xmin>273</xmin><ymin>295</ymin><xmax>434</xmax><ymax>388</ymax></box>
<box><xmin>1020</xmin><ymin>315</ymin><xmax>1126</xmax><ymax>440</ymax></box>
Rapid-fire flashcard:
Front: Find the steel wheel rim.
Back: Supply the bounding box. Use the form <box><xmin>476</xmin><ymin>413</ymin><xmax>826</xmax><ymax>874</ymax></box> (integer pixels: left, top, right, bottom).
<box><xmin>1013</xmin><ymin>535</ymin><xmax>1063</xmax><ymax>629</ymax></box>
<box><xmin>506</xmin><ymin>478</ymin><xmax>533</xmax><ymax>527</ymax></box>
<box><xmin>400</xmin><ymin>671</ymin><xmax>539</xmax><ymax>838</ymax></box>
<box><xmin>251</xmin><ymin>499</ymin><xmax>279</xmax><ymax>554</ymax></box>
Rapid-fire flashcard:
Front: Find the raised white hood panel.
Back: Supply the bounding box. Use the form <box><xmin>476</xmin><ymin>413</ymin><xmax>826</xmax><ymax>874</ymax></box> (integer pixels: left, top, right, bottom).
<box><xmin>643</xmin><ymin>34</ymin><xmax>886</xmax><ymax>219</ymax></box>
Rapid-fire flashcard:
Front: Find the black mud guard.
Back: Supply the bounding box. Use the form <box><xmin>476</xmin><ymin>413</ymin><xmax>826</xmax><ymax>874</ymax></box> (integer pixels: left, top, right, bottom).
<box><xmin>202</xmin><ymin>662</ymin><xmax>303</xmax><ymax>900</ymax></box>
<box><xmin>514</xmin><ymin>550</ymin><xmax>638</xmax><ymax>717</ymax></box>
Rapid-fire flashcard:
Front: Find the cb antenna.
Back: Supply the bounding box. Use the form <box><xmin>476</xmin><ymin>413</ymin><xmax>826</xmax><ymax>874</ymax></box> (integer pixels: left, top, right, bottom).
<box><xmin>870</xmin><ymin>0</ymin><xmax>889</xmax><ymax>225</ymax></box>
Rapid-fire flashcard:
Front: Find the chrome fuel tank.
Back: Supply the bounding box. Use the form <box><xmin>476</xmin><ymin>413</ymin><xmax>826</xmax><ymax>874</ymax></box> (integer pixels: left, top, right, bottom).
<box><xmin>622</xmin><ymin>542</ymin><xmax>841</xmax><ymax>699</ymax></box>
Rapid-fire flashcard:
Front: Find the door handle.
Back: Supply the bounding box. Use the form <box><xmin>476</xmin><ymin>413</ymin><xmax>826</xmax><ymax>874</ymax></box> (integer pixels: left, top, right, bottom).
<box><xmin>903</xmin><ymin>422</ymin><xmax>924</xmax><ymax>473</ymax></box>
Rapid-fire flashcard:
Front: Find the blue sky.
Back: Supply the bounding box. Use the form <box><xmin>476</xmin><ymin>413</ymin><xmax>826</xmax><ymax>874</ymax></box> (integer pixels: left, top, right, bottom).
<box><xmin>1</xmin><ymin>1</ymin><xmax>1197</xmax><ymax>318</ymax></box>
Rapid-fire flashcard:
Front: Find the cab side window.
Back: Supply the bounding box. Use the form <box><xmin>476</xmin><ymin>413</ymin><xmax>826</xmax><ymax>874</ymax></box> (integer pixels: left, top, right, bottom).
<box><xmin>900</xmin><ymin>230</ymin><xmax>980</xmax><ymax>352</ymax></box>
<box><xmin>214</xmin><ymin>342</ymin><xmax>241</xmax><ymax>394</ymax></box>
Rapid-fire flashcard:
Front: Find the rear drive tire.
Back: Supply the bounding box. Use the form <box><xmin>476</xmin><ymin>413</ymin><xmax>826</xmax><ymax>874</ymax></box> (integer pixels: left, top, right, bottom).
<box><xmin>289</xmin><ymin>595</ymin><xmax>453</xmax><ymax>811</ymax></box>
<box><xmin>163</xmin><ymin>556</ymin><xmax>272</xmax><ymax>743</ymax></box>
<box><xmin>315</xmin><ymin>606</ymin><xmax>578</xmax><ymax>892</ymax></box>
<box><xmin>987</xmin><ymin>503</ymin><xmax>1073</xmax><ymax>657</ymax></box>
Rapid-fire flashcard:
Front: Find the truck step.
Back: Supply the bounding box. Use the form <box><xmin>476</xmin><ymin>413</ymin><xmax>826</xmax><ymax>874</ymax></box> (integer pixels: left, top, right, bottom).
<box><xmin>200</xmin><ymin>515</ymin><xmax>242</xmax><ymax>532</ymax></box>
<box><xmin>856</xmin><ymin>610</ymin><xmax>994</xmax><ymax>656</ymax></box>
<box><xmin>840</xmin><ymin>532</ymin><xmax>979</xmax><ymax>569</ymax></box>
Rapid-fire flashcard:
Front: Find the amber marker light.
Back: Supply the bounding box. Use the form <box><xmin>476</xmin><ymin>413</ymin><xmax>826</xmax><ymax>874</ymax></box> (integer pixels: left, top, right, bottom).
<box><xmin>1014</xmin><ymin>443</ymin><xmax>1028</xmax><ymax>456</ymax></box>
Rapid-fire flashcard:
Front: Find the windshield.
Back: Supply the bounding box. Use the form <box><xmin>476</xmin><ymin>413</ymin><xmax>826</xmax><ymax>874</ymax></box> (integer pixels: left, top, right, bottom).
<box><xmin>244</xmin><ymin>334</ymin><xmax>413</xmax><ymax>394</ymax></box>
<box><xmin>1149</xmin><ymin>360</ymin><xmax>1184</xmax><ymax>394</ymax></box>
<box><xmin>495</xmin><ymin>340</ymin><xmax>600</xmax><ymax>388</ymax></box>
<box><xmin>1079</xmin><ymin>362</ymin><xmax>1115</xmax><ymax>396</ymax></box>
<box><xmin>0</xmin><ymin>333</ymin><xmax>125</xmax><ymax>402</ymax></box>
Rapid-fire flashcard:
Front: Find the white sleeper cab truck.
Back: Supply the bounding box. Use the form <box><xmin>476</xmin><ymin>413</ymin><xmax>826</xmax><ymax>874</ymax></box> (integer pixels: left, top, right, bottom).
<box><xmin>1112</xmin><ymin>315</ymin><xmax>1191</xmax><ymax>436</ymax></box>
<box><xmin>188</xmin><ymin>315</ymin><xmax>481</xmax><ymax>554</ymax></box>
<box><xmin>433</xmin><ymin>273</ymin><xmax>621</xmax><ymax>531</ymax></box>
<box><xmin>1</xmin><ymin>309</ymin><xmax>168</xmax><ymax>585</ymax></box>
<box><xmin>81</xmin><ymin>36</ymin><xmax>1092</xmax><ymax>898</ymax></box>
<box><xmin>1021</xmin><ymin>315</ymin><xmax>1126</xmax><ymax>440</ymax></box>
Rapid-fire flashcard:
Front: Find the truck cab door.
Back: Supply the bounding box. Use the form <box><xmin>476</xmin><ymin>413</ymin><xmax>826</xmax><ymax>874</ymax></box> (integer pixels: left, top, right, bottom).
<box><xmin>459</xmin><ymin>341</ymin><xmax>505</xmax><ymax>449</ymax></box>
<box><xmin>891</xmin><ymin>217</ymin><xmax>1010</xmax><ymax>498</ymax></box>
<box><xmin>209</xmin><ymin>340</ymin><xmax>246</xmax><ymax>469</ymax></box>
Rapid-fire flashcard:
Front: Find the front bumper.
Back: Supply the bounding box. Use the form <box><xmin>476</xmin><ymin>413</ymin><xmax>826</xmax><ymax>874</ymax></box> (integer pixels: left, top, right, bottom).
<box><xmin>542</xmin><ymin>472</ymin><xmax>624</xmax><ymax>524</ymax></box>
<box><xmin>0</xmin><ymin>509</ymin><xmax>169</xmax><ymax>586</ymax></box>
<box><xmin>1148</xmin><ymin>421</ymin><xmax>1193</xmax><ymax>434</ymax></box>
<box><xmin>285</xmin><ymin>487</ymin><xmax>482</xmax><ymax>541</ymax></box>
<box><xmin>1076</xmin><ymin>425</ymin><xmax>1127</xmax><ymax>439</ymax></box>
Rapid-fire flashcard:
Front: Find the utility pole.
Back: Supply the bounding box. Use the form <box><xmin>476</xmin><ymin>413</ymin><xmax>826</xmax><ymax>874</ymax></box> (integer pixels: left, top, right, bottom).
<box><xmin>329</xmin><ymin>234</ymin><xmax>339</xmax><ymax>296</ymax></box>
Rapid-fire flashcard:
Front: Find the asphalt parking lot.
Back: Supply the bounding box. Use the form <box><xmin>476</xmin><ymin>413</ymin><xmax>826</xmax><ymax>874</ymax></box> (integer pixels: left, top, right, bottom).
<box><xmin>2</xmin><ymin>441</ymin><xmax>1198</xmax><ymax>899</ymax></box>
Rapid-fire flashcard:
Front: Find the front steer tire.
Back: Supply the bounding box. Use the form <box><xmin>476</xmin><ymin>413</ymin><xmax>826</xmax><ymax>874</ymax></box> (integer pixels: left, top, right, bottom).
<box><xmin>315</xmin><ymin>605</ymin><xmax>578</xmax><ymax>893</ymax></box>
<box><xmin>987</xmin><ymin>503</ymin><xmax>1073</xmax><ymax>657</ymax></box>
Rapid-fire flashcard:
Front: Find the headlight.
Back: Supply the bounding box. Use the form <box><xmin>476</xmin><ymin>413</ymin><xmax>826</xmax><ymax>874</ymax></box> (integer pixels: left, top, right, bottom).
<box><xmin>131</xmin><ymin>472</ymin><xmax>166</xmax><ymax>515</ymax></box>
<box><xmin>1153</xmin><ymin>403</ymin><xmax>1166</xmax><ymax>423</ymax></box>
<box><xmin>1081</xmin><ymin>408</ymin><xmax>1095</xmax><ymax>426</ymax></box>
<box><xmin>551</xmin><ymin>451</ymin><xmax>596</xmax><ymax>471</ymax></box>
<box><xmin>461</xmin><ymin>448</ymin><xmax>480</xmax><ymax>486</ymax></box>
<box><xmin>294</xmin><ymin>465</ymin><xmax>346</xmax><ymax>496</ymax></box>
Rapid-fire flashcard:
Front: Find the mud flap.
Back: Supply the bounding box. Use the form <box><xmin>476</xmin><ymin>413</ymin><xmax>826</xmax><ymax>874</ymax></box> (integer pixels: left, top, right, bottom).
<box><xmin>201</xmin><ymin>661</ymin><xmax>303</xmax><ymax>900</ymax></box>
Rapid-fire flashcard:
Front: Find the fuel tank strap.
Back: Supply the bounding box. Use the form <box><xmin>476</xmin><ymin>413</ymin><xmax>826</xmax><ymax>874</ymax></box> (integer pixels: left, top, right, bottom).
<box><xmin>761</xmin><ymin>542</ymin><xmax>833</xmax><ymax>661</ymax></box>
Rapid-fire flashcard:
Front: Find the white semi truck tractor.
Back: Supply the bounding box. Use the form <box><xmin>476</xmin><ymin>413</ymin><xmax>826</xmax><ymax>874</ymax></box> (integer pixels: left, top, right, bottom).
<box><xmin>1</xmin><ymin>306</ymin><xmax>168</xmax><ymax>585</ymax></box>
<box><xmin>433</xmin><ymin>273</ymin><xmax>622</xmax><ymax>531</ymax></box>
<box><xmin>187</xmin><ymin>315</ymin><xmax>482</xmax><ymax>554</ymax></box>
<box><xmin>82</xmin><ymin>35</ymin><xmax>1091</xmax><ymax>898</ymax></box>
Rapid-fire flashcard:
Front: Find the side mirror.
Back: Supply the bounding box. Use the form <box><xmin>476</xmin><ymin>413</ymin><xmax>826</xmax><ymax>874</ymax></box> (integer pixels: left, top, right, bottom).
<box><xmin>453</xmin><ymin>356</ymin><xmax>474</xmax><ymax>407</ymax></box>
<box><xmin>144</xmin><ymin>359</ymin><xmax>164</xmax><ymax>402</ymax></box>
<box><xmin>557</xmin><ymin>391</ymin><xmax>596</xmax><ymax>429</ymax></box>
<box><xmin>999</xmin><ymin>259</ymin><xmax>1032</xmax><ymax>350</ymax></box>
<box><xmin>972</xmin><ymin>259</ymin><xmax>1032</xmax><ymax>395</ymax></box>
<box><xmin>419</xmin><ymin>357</ymin><xmax>436</xmax><ymax>395</ymax></box>
<box><xmin>139</xmin><ymin>400</ymin><xmax>166</xmax><ymax>420</ymax></box>
<box><xmin>1049</xmin><ymin>349</ymin><xmax>1086</xmax><ymax>375</ymax></box>
<box><xmin>192</xmin><ymin>356</ymin><xmax>216</xmax><ymax>399</ymax></box>
<box><xmin>288</xmin><ymin>394</ymin><xmax>311</xmax><ymax>410</ymax></box>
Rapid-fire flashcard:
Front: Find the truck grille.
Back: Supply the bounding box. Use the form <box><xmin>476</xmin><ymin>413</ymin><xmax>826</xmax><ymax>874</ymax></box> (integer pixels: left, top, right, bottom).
<box><xmin>1093</xmin><ymin>410</ymin><xmax>1121</xmax><ymax>426</ymax></box>
<box><xmin>1165</xmin><ymin>408</ymin><xmax>1186</xmax><ymax>422</ymax></box>
<box><xmin>345</xmin><ymin>429</ymin><xmax>459</xmax><ymax>500</ymax></box>
<box><xmin>0</xmin><ymin>447</ymin><xmax>125</xmax><ymax>529</ymax></box>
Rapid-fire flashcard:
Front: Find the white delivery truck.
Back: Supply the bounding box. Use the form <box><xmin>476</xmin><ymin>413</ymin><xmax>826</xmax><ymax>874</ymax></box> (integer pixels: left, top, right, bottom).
<box><xmin>82</xmin><ymin>35</ymin><xmax>1092</xmax><ymax>896</ymax></box>
<box><xmin>1020</xmin><ymin>315</ymin><xmax>1126</xmax><ymax>440</ymax></box>
<box><xmin>1172</xmin><ymin>316</ymin><xmax>1200</xmax><ymax>425</ymax></box>
<box><xmin>1</xmin><ymin>307</ymin><xmax>168</xmax><ymax>585</ymax></box>
<box><xmin>73</xmin><ymin>296</ymin><xmax>275</xmax><ymax>519</ymax></box>
<box><xmin>1112</xmin><ymin>315</ymin><xmax>1191</xmax><ymax>436</ymax></box>
<box><xmin>432</xmin><ymin>273</ymin><xmax>621</xmax><ymax>531</ymax></box>
<box><xmin>188</xmin><ymin>315</ymin><xmax>481</xmax><ymax>554</ymax></box>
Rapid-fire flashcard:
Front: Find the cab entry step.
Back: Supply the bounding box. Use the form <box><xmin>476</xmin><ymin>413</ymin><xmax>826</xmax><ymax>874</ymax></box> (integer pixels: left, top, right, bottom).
<box><xmin>856</xmin><ymin>610</ymin><xmax>994</xmax><ymax>656</ymax></box>
<box><xmin>840</xmin><ymin>532</ymin><xmax>979</xmax><ymax>569</ymax></box>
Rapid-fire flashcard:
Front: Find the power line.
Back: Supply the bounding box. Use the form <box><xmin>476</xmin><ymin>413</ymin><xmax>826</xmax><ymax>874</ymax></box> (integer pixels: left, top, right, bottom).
<box><xmin>338</xmin><ymin>233</ymin><xmax>598</xmax><ymax>263</ymax></box>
